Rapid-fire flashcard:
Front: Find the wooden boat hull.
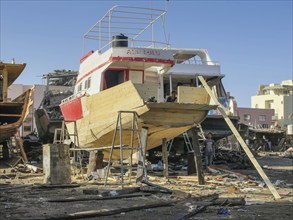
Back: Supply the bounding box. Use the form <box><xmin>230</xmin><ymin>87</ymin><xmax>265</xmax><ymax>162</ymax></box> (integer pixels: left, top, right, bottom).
<box><xmin>0</xmin><ymin>63</ymin><xmax>26</xmax><ymax>87</ymax></box>
<box><xmin>61</xmin><ymin>81</ymin><xmax>216</xmax><ymax>158</ymax></box>
<box><xmin>0</xmin><ymin>88</ymin><xmax>34</xmax><ymax>142</ymax></box>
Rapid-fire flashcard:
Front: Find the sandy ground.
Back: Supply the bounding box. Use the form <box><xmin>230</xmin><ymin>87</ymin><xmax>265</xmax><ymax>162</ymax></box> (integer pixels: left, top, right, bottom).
<box><xmin>0</xmin><ymin>154</ymin><xmax>292</xmax><ymax>219</ymax></box>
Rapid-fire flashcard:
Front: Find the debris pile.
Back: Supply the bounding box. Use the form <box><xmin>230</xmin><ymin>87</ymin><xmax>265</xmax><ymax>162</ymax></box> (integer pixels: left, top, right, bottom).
<box><xmin>214</xmin><ymin>148</ymin><xmax>253</xmax><ymax>169</ymax></box>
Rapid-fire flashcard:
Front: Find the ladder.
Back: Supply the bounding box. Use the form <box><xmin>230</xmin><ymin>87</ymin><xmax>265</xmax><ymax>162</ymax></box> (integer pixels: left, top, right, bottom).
<box><xmin>182</xmin><ymin>132</ymin><xmax>193</xmax><ymax>152</ymax></box>
<box><xmin>104</xmin><ymin>111</ymin><xmax>147</xmax><ymax>189</ymax></box>
<box><xmin>167</xmin><ymin>131</ymin><xmax>193</xmax><ymax>152</ymax></box>
<box><xmin>197</xmin><ymin>124</ymin><xmax>206</xmax><ymax>141</ymax></box>
<box><xmin>54</xmin><ymin>121</ymin><xmax>83</xmax><ymax>166</ymax></box>
<box><xmin>53</xmin><ymin>128</ymin><xmax>63</xmax><ymax>144</ymax></box>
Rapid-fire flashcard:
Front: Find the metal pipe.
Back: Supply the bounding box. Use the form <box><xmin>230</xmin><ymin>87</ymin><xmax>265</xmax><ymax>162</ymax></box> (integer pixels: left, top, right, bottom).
<box><xmin>169</xmin><ymin>74</ymin><xmax>172</xmax><ymax>96</ymax></box>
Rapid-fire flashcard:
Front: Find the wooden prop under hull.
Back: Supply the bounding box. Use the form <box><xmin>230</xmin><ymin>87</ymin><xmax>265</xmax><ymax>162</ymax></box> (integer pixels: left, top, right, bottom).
<box><xmin>63</xmin><ymin>81</ymin><xmax>216</xmax><ymax>159</ymax></box>
<box><xmin>0</xmin><ymin>88</ymin><xmax>34</xmax><ymax>142</ymax></box>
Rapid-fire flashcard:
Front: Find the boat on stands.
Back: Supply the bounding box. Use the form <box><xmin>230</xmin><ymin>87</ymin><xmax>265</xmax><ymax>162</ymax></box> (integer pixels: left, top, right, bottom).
<box><xmin>60</xmin><ymin>6</ymin><xmax>232</xmax><ymax>158</ymax></box>
<box><xmin>0</xmin><ymin>61</ymin><xmax>33</xmax><ymax>143</ymax></box>
<box><xmin>34</xmin><ymin>70</ymin><xmax>77</xmax><ymax>143</ymax></box>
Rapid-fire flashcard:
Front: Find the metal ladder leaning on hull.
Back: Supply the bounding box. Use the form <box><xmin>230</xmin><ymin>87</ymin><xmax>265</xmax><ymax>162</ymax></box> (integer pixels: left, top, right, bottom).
<box><xmin>167</xmin><ymin>124</ymin><xmax>206</xmax><ymax>153</ymax></box>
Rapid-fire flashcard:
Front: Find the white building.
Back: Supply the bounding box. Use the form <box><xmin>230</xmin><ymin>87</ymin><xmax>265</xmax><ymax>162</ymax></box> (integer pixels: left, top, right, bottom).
<box><xmin>251</xmin><ymin>80</ymin><xmax>293</xmax><ymax>128</ymax></box>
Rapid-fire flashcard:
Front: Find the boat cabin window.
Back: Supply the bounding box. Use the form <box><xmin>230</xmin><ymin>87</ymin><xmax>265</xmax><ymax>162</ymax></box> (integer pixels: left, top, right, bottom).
<box><xmin>88</xmin><ymin>77</ymin><xmax>91</xmax><ymax>88</ymax></box>
<box><xmin>77</xmin><ymin>83</ymin><xmax>82</xmax><ymax>92</ymax></box>
<box><xmin>103</xmin><ymin>70</ymin><xmax>126</xmax><ymax>90</ymax></box>
<box><xmin>85</xmin><ymin>77</ymin><xmax>91</xmax><ymax>89</ymax></box>
<box><xmin>102</xmin><ymin>69</ymin><xmax>144</xmax><ymax>90</ymax></box>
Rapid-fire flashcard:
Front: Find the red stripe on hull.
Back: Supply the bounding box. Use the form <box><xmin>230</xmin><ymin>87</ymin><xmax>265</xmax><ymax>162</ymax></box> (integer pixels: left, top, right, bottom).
<box><xmin>80</xmin><ymin>51</ymin><xmax>94</xmax><ymax>64</ymax></box>
<box><xmin>76</xmin><ymin>60</ymin><xmax>112</xmax><ymax>84</ymax></box>
<box><xmin>60</xmin><ymin>97</ymin><xmax>83</xmax><ymax>121</ymax></box>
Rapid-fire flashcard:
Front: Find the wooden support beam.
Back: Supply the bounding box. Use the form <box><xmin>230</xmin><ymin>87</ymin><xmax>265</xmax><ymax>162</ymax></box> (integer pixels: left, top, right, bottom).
<box><xmin>1</xmin><ymin>141</ymin><xmax>9</xmax><ymax>159</ymax></box>
<box><xmin>0</xmin><ymin>114</ymin><xmax>22</xmax><ymax>117</ymax></box>
<box><xmin>190</xmin><ymin>129</ymin><xmax>205</xmax><ymax>185</ymax></box>
<box><xmin>212</xmin><ymin>197</ymin><xmax>245</xmax><ymax>206</ymax></box>
<box><xmin>87</xmin><ymin>151</ymin><xmax>98</xmax><ymax>176</ymax></box>
<box><xmin>136</xmin><ymin>127</ymin><xmax>148</xmax><ymax>184</ymax></box>
<box><xmin>198</xmin><ymin>75</ymin><xmax>281</xmax><ymax>200</ymax></box>
<box><xmin>17</xmin><ymin>130</ymin><xmax>28</xmax><ymax>164</ymax></box>
<box><xmin>96</xmin><ymin>150</ymin><xmax>104</xmax><ymax>169</ymax></box>
<box><xmin>142</xmin><ymin>180</ymin><xmax>173</xmax><ymax>193</ymax></box>
<box><xmin>162</xmin><ymin>138</ymin><xmax>169</xmax><ymax>179</ymax></box>
<box><xmin>2</xmin><ymin>68</ymin><xmax>8</xmax><ymax>102</ymax></box>
<box><xmin>86</xmin><ymin>150</ymin><xmax>104</xmax><ymax>176</ymax></box>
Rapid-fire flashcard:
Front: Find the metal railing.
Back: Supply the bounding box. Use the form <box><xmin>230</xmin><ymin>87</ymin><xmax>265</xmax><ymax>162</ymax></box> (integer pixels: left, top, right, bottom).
<box><xmin>83</xmin><ymin>6</ymin><xmax>169</xmax><ymax>54</ymax></box>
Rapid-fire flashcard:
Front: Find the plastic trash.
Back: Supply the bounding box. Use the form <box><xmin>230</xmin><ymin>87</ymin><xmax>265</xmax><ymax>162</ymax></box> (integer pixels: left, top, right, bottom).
<box><xmin>157</xmin><ymin>160</ymin><xmax>163</xmax><ymax>170</ymax></box>
<box><xmin>237</xmin><ymin>208</ymin><xmax>247</xmax><ymax>212</ymax></box>
<box><xmin>274</xmin><ymin>180</ymin><xmax>286</xmax><ymax>187</ymax></box>
<box><xmin>109</xmin><ymin>190</ymin><xmax>118</xmax><ymax>196</ymax></box>
<box><xmin>240</xmin><ymin>187</ymin><xmax>258</xmax><ymax>193</ymax></box>
<box><xmin>217</xmin><ymin>207</ymin><xmax>229</xmax><ymax>215</ymax></box>
<box><xmin>258</xmin><ymin>181</ymin><xmax>266</xmax><ymax>187</ymax></box>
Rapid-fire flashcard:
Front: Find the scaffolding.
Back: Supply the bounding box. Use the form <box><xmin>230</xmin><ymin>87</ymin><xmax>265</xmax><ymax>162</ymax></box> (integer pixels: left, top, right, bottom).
<box><xmin>104</xmin><ymin>111</ymin><xmax>148</xmax><ymax>189</ymax></box>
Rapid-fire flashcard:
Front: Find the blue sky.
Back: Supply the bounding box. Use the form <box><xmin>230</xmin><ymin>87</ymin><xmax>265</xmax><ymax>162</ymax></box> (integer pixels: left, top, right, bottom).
<box><xmin>1</xmin><ymin>0</ymin><xmax>292</xmax><ymax>107</ymax></box>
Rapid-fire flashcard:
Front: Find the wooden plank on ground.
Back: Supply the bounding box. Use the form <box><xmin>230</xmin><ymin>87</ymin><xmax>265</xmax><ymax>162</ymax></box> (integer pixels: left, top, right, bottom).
<box><xmin>48</xmin><ymin>192</ymin><xmax>151</xmax><ymax>203</ymax></box>
<box><xmin>198</xmin><ymin>75</ymin><xmax>281</xmax><ymax>200</ymax></box>
<box><xmin>16</xmin><ymin>201</ymin><xmax>172</xmax><ymax>220</ymax></box>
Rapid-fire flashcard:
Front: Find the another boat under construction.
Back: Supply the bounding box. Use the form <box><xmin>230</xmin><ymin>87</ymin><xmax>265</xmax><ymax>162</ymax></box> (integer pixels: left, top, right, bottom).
<box><xmin>60</xmin><ymin>6</ymin><xmax>234</xmax><ymax>158</ymax></box>
<box><xmin>0</xmin><ymin>61</ymin><xmax>33</xmax><ymax>143</ymax></box>
<box><xmin>34</xmin><ymin>70</ymin><xmax>77</xmax><ymax>143</ymax></box>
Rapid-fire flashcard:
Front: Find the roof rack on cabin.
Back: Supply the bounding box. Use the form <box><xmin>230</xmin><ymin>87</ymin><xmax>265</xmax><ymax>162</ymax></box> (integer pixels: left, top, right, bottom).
<box><xmin>83</xmin><ymin>6</ymin><xmax>170</xmax><ymax>53</ymax></box>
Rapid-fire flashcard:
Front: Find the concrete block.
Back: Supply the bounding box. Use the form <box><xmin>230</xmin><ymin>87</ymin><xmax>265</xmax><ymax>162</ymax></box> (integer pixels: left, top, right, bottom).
<box><xmin>43</xmin><ymin>144</ymin><xmax>71</xmax><ymax>184</ymax></box>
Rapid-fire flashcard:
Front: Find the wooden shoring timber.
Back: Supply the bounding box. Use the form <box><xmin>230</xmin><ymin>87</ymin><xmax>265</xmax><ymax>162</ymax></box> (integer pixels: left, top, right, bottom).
<box><xmin>16</xmin><ymin>129</ymin><xmax>28</xmax><ymax>163</ymax></box>
<box><xmin>162</xmin><ymin>138</ymin><xmax>169</xmax><ymax>179</ymax></box>
<box><xmin>190</xmin><ymin>129</ymin><xmax>205</xmax><ymax>185</ymax></box>
<box><xmin>198</xmin><ymin>76</ymin><xmax>281</xmax><ymax>200</ymax></box>
<box><xmin>2</xmin><ymin>67</ymin><xmax>8</xmax><ymax>102</ymax></box>
<box><xmin>136</xmin><ymin>127</ymin><xmax>148</xmax><ymax>184</ymax></box>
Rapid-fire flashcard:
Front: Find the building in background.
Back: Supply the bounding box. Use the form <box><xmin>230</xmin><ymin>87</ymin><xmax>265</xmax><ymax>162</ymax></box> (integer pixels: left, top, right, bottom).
<box><xmin>238</xmin><ymin>107</ymin><xmax>274</xmax><ymax>128</ymax></box>
<box><xmin>251</xmin><ymin>80</ymin><xmax>293</xmax><ymax>128</ymax></box>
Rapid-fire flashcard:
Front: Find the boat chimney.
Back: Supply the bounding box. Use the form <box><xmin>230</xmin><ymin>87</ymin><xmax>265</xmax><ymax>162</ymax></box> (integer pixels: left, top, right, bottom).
<box><xmin>112</xmin><ymin>34</ymin><xmax>128</xmax><ymax>47</ymax></box>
